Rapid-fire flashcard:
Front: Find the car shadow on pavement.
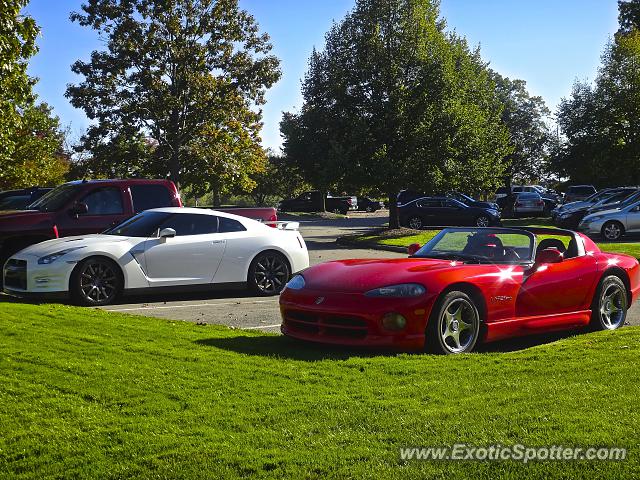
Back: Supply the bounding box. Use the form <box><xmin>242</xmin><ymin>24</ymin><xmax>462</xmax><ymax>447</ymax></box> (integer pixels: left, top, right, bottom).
<box><xmin>195</xmin><ymin>329</ymin><xmax>585</xmax><ymax>361</ymax></box>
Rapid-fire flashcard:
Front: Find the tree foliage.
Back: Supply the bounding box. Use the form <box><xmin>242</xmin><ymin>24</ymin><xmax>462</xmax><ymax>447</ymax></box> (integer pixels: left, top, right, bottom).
<box><xmin>66</xmin><ymin>0</ymin><xmax>281</xmax><ymax>194</ymax></box>
<box><xmin>555</xmin><ymin>3</ymin><xmax>640</xmax><ymax>186</ymax></box>
<box><xmin>280</xmin><ymin>0</ymin><xmax>510</xmax><ymax>226</ymax></box>
<box><xmin>491</xmin><ymin>71</ymin><xmax>551</xmax><ymax>187</ymax></box>
<box><xmin>0</xmin><ymin>1</ymin><xmax>68</xmax><ymax>189</ymax></box>
<box><xmin>244</xmin><ymin>154</ymin><xmax>309</xmax><ymax>206</ymax></box>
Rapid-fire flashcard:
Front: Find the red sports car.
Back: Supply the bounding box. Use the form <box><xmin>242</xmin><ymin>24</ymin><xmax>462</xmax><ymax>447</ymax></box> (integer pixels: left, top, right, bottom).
<box><xmin>280</xmin><ymin>227</ymin><xmax>640</xmax><ymax>353</ymax></box>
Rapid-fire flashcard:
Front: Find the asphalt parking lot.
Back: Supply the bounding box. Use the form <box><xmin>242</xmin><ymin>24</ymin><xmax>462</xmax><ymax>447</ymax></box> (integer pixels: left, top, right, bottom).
<box><xmin>2</xmin><ymin>210</ymin><xmax>639</xmax><ymax>334</ymax></box>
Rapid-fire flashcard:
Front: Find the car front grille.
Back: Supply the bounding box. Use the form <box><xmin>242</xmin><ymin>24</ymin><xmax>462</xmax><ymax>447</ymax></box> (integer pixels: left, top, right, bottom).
<box><xmin>283</xmin><ymin>310</ymin><xmax>369</xmax><ymax>339</ymax></box>
<box><xmin>4</xmin><ymin>259</ymin><xmax>27</xmax><ymax>290</ymax></box>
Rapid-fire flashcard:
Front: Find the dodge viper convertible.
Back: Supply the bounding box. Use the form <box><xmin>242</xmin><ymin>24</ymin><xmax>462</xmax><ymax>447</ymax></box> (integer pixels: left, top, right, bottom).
<box><xmin>280</xmin><ymin>227</ymin><xmax>640</xmax><ymax>354</ymax></box>
<box><xmin>3</xmin><ymin>208</ymin><xmax>309</xmax><ymax>306</ymax></box>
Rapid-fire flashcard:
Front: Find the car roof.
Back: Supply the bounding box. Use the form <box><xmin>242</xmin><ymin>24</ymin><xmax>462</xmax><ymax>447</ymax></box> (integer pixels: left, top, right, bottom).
<box><xmin>65</xmin><ymin>179</ymin><xmax>173</xmax><ymax>186</ymax></box>
<box><xmin>144</xmin><ymin>207</ymin><xmax>258</xmax><ymax>224</ymax></box>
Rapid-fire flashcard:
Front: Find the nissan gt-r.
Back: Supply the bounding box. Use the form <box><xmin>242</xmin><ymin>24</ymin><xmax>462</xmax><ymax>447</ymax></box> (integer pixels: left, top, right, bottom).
<box><xmin>280</xmin><ymin>227</ymin><xmax>639</xmax><ymax>354</ymax></box>
<box><xmin>3</xmin><ymin>208</ymin><xmax>309</xmax><ymax>306</ymax></box>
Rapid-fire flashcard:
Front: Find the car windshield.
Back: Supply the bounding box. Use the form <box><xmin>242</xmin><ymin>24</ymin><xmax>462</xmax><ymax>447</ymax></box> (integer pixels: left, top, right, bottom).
<box><xmin>105</xmin><ymin>211</ymin><xmax>172</xmax><ymax>237</ymax></box>
<box><xmin>413</xmin><ymin>228</ymin><xmax>535</xmax><ymax>264</ymax></box>
<box><xmin>28</xmin><ymin>184</ymin><xmax>79</xmax><ymax>212</ymax></box>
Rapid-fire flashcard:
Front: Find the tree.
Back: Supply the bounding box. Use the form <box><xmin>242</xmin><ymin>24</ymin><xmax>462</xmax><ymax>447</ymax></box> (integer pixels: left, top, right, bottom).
<box><xmin>491</xmin><ymin>72</ymin><xmax>552</xmax><ymax>188</ymax></box>
<box><xmin>555</xmin><ymin>9</ymin><xmax>640</xmax><ymax>186</ymax></box>
<box><xmin>0</xmin><ymin>0</ymin><xmax>38</xmax><ymax>177</ymax></box>
<box><xmin>66</xmin><ymin>0</ymin><xmax>281</xmax><ymax>195</ymax></box>
<box><xmin>244</xmin><ymin>153</ymin><xmax>309</xmax><ymax>206</ymax></box>
<box><xmin>281</xmin><ymin>0</ymin><xmax>510</xmax><ymax>227</ymax></box>
<box><xmin>0</xmin><ymin>102</ymin><xmax>69</xmax><ymax>189</ymax></box>
<box><xmin>618</xmin><ymin>0</ymin><xmax>640</xmax><ymax>34</ymax></box>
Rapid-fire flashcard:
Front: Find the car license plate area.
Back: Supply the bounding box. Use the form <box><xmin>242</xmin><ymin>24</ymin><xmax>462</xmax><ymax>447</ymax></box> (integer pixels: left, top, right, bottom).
<box><xmin>284</xmin><ymin>310</ymin><xmax>368</xmax><ymax>339</ymax></box>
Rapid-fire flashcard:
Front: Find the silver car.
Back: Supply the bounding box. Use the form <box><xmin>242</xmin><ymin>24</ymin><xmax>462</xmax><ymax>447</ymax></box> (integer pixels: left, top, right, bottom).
<box><xmin>513</xmin><ymin>192</ymin><xmax>545</xmax><ymax>217</ymax></box>
<box><xmin>579</xmin><ymin>200</ymin><xmax>640</xmax><ymax>240</ymax></box>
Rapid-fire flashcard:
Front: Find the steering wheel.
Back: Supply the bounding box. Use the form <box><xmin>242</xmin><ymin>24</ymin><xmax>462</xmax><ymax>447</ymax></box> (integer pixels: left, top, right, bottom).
<box><xmin>502</xmin><ymin>247</ymin><xmax>521</xmax><ymax>262</ymax></box>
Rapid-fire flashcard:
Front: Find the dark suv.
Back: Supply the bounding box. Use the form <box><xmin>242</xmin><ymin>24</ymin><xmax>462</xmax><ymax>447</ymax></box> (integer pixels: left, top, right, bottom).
<box><xmin>0</xmin><ymin>179</ymin><xmax>181</xmax><ymax>273</ymax></box>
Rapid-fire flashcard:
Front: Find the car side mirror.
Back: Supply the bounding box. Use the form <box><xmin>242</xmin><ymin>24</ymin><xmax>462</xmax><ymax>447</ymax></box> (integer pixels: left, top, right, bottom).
<box><xmin>407</xmin><ymin>243</ymin><xmax>421</xmax><ymax>256</ymax></box>
<box><xmin>70</xmin><ymin>202</ymin><xmax>88</xmax><ymax>216</ymax></box>
<box><xmin>535</xmin><ymin>248</ymin><xmax>563</xmax><ymax>265</ymax></box>
<box><xmin>159</xmin><ymin>227</ymin><xmax>176</xmax><ymax>239</ymax></box>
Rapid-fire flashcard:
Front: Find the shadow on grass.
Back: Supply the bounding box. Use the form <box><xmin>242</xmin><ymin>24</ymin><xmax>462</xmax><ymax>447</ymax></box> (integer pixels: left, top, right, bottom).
<box><xmin>196</xmin><ymin>329</ymin><xmax>583</xmax><ymax>361</ymax></box>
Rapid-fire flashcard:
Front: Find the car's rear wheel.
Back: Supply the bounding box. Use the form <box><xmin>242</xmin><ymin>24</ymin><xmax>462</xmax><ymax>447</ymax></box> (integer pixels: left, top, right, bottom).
<box><xmin>476</xmin><ymin>215</ymin><xmax>490</xmax><ymax>227</ymax></box>
<box><xmin>590</xmin><ymin>275</ymin><xmax>627</xmax><ymax>330</ymax></box>
<box><xmin>601</xmin><ymin>221</ymin><xmax>624</xmax><ymax>241</ymax></box>
<box><xmin>248</xmin><ymin>251</ymin><xmax>290</xmax><ymax>296</ymax></box>
<box><xmin>70</xmin><ymin>257</ymin><xmax>122</xmax><ymax>306</ymax></box>
<box><xmin>426</xmin><ymin>291</ymin><xmax>481</xmax><ymax>354</ymax></box>
<box><xmin>408</xmin><ymin>216</ymin><xmax>423</xmax><ymax>230</ymax></box>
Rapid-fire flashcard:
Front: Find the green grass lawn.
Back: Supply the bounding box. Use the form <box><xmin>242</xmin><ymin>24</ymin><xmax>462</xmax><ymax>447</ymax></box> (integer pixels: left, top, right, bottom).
<box><xmin>1</xmin><ymin>303</ymin><xmax>640</xmax><ymax>478</ymax></box>
<box><xmin>353</xmin><ymin>218</ymin><xmax>640</xmax><ymax>258</ymax></box>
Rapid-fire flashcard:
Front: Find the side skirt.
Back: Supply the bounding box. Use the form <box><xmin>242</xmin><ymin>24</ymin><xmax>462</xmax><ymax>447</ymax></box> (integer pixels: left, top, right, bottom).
<box><xmin>483</xmin><ymin>310</ymin><xmax>592</xmax><ymax>343</ymax></box>
<box><xmin>123</xmin><ymin>282</ymin><xmax>247</xmax><ymax>297</ymax></box>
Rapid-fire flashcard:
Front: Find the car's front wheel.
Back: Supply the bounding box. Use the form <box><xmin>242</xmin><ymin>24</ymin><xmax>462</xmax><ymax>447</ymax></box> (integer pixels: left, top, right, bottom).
<box><xmin>426</xmin><ymin>291</ymin><xmax>481</xmax><ymax>354</ymax></box>
<box><xmin>591</xmin><ymin>275</ymin><xmax>627</xmax><ymax>330</ymax></box>
<box><xmin>70</xmin><ymin>257</ymin><xmax>122</xmax><ymax>306</ymax></box>
<box><xmin>601</xmin><ymin>221</ymin><xmax>624</xmax><ymax>241</ymax></box>
<box><xmin>248</xmin><ymin>251</ymin><xmax>290</xmax><ymax>296</ymax></box>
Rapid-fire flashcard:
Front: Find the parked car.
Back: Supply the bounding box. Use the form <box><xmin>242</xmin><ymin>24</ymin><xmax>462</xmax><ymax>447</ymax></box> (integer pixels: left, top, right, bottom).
<box><xmin>446</xmin><ymin>191</ymin><xmax>499</xmax><ymax>210</ymax></box>
<box><xmin>495</xmin><ymin>185</ymin><xmax>557</xmax><ymax>215</ymax></box>
<box><xmin>579</xmin><ymin>197</ymin><xmax>640</xmax><ymax>240</ymax></box>
<box><xmin>398</xmin><ymin>196</ymin><xmax>501</xmax><ymax>229</ymax></box>
<box><xmin>397</xmin><ymin>190</ymin><xmax>425</xmax><ymax>206</ymax></box>
<box><xmin>0</xmin><ymin>187</ymin><xmax>52</xmax><ymax>211</ymax></box>
<box><xmin>327</xmin><ymin>193</ymin><xmax>358</xmax><ymax>211</ymax></box>
<box><xmin>563</xmin><ymin>185</ymin><xmax>597</xmax><ymax>204</ymax></box>
<box><xmin>278</xmin><ymin>191</ymin><xmax>353</xmax><ymax>215</ymax></box>
<box><xmin>554</xmin><ymin>188</ymin><xmax>638</xmax><ymax>230</ymax></box>
<box><xmin>3</xmin><ymin>208</ymin><xmax>309</xmax><ymax>305</ymax></box>
<box><xmin>357</xmin><ymin>197</ymin><xmax>384</xmax><ymax>212</ymax></box>
<box><xmin>512</xmin><ymin>192</ymin><xmax>545</xmax><ymax>217</ymax></box>
<box><xmin>552</xmin><ymin>188</ymin><xmax>622</xmax><ymax>220</ymax></box>
<box><xmin>280</xmin><ymin>226</ymin><xmax>638</xmax><ymax>353</ymax></box>
<box><xmin>0</xmin><ymin>179</ymin><xmax>279</xmax><ymax>282</ymax></box>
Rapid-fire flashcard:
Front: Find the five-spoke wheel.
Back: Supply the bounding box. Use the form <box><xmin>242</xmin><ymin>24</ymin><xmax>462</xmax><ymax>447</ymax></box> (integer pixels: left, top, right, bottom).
<box><xmin>592</xmin><ymin>275</ymin><xmax>627</xmax><ymax>330</ymax></box>
<box><xmin>601</xmin><ymin>221</ymin><xmax>624</xmax><ymax>241</ymax></box>
<box><xmin>408</xmin><ymin>216</ymin><xmax>423</xmax><ymax>230</ymax></box>
<box><xmin>71</xmin><ymin>257</ymin><xmax>122</xmax><ymax>306</ymax></box>
<box><xmin>248</xmin><ymin>251</ymin><xmax>291</xmax><ymax>296</ymax></box>
<box><xmin>476</xmin><ymin>215</ymin><xmax>490</xmax><ymax>227</ymax></box>
<box><xmin>427</xmin><ymin>291</ymin><xmax>481</xmax><ymax>354</ymax></box>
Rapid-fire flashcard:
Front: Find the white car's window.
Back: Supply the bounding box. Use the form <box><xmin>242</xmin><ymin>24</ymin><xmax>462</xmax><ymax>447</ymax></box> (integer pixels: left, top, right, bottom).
<box><xmin>158</xmin><ymin>213</ymin><xmax>219</xmax><ymax>236</ymax></box>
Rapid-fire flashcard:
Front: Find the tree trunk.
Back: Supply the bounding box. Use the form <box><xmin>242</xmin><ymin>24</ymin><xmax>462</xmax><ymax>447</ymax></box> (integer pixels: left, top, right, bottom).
<box><xmin>388</xmin><ymin>191</ymin><xmax>399</xmax><ymax>229</ymax></box>
<box><xmin>213</xmin><ymin>191</ymin><xmax>221</xmax><ymax>207</ymax></box>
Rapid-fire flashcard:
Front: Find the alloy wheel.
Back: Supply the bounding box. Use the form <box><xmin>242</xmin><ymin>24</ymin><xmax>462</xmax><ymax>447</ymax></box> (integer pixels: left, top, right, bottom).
<box><xmin>79</xmin><ymin>260</ymin><xmax>118</xmax><ymax>304</ymax></box>
<box><xmin>409</xmin><ymin>216</ymin><xmax>423</xmax><ymax>229</ymax></box>
<box><xmin>439</xmin><ymin>298</ymin><xmax>479</xmax><ymax>353</ymax></box>
<box><xmin>476</xmin><ymin>216</ymin><xmax>490</xmax><ymax>227</ymax></box>
<box><xmin>253</xmin><ymin>254</ymin><xmax>289</xmax><ymax>295</ymax></box>
<box><xmin>599</xmin><ymin>282</ymin><xmax>627</xmax><ymax>329</ymax></box>
<box><xmin>603</xmin><ymin>222</ymin><xmax>622</xmax><ymax>241</ymax></box>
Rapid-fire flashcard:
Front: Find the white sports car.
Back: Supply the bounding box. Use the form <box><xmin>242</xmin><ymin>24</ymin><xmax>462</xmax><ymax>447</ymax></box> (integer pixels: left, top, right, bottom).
<box><xmin>3</xmin><ymin>207</ymin><xmax>309</xmax><ymax>306</ymax></box>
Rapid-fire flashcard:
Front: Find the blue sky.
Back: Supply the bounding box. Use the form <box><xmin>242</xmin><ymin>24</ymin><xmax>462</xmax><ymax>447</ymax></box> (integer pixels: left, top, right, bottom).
<box><xmin>24</xmin><ymin>0</ymin><xmax>620</xmax><ymax>152</ymax></box>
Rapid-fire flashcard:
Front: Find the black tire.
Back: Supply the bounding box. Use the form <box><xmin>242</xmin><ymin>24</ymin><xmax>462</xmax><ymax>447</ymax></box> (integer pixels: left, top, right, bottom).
<box><xmin>475</xmin><ymin>215</ymin><xmax>490</xmax><ymax>227</ymax></box>
<box><xmin>590</xmin><ymin>275</ymin><xmax>628</xmax><ymax>331</ymax></box>
<box><xmin>425</xmin><ymin>290</ymin><xmax>481</xmax><ymax>354</ymax></box>
<box><xmin>70</xmin><ymin>256</ymin><xmax>122</xmax><ymax>306</ymax></box>
<box><xmin>408</xmin><ymin>216</ymin><xmax>423</xmax><ymax>230</ymax></box>
<box><xmin>601</xmin><ymin>221</ymin><xmax>624</xmax><ymax>241</ymax></box>
<box><xmin>248</xmin><ymin>251</ymin><xmax>291</xmax><ymax>296</ymax></box>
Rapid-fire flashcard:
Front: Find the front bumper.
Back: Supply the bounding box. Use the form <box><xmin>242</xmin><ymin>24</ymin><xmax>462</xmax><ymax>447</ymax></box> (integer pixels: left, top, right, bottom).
<box><xmin>279</xmin><ymin>288</ymin><xmax>438</xmax><ymax>350</ymax></box>
<box><xmin>578</xmin><ymin>219</ymin><xmax>605</xmax><ymax>235</ymax></box>
<box><xmin>2</xmin><ymin>253</ymin><xmax>73</xmax><ymax>298</ymax></box>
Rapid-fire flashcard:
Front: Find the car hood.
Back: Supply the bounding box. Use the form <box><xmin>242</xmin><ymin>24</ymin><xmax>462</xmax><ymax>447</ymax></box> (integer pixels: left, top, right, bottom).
<box><xmin>17</xmin><ymin>234</ymin><xmax>134</xmax><ymax>257</ymax></box>
<box><xmin>559</xmin><ymin>200</ymin><xmax>588</xmax><ymax>211</ymax></box>
<box><xmin>300</xmin><ymin>258</ymin><xmax>467</xmax><ymax>293</ymax></box>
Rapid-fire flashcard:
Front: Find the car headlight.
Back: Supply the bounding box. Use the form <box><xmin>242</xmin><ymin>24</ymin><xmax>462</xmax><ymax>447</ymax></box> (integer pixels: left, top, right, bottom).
<box><xmin>285</xmin><ymin>275</ymin><xmax>305</xmax><ymax>290</ymax></box>
<box><xmin>365</xmin><ymin>283</ymin><xmax>426</xmax><ymax>297</ymax></box>
<box><xmin>37</xmin><ymin>247</ymin><xmax>85</xmax><ymax>265</ymax></box>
